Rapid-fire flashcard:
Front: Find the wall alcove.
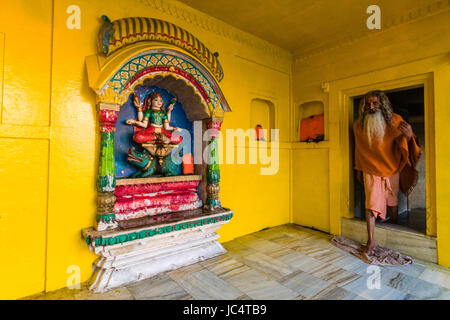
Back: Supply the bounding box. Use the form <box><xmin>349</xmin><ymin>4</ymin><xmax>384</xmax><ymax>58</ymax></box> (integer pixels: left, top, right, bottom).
<box><xmin>295</xmin><ymin>100</ymin><xmax>325</xmax><ymax>143</ymax></box>
<box><xmin>250</xmin><ymin>98</ymin><xmax>275</xmax><ymax>142</ymax></box>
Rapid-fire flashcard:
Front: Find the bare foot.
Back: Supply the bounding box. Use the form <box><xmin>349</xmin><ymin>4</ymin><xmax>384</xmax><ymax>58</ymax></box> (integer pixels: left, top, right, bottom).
<box><xmin>365</xmin><ymin>240</ymin><xmax>375</xmax><ymax>255</ymax></box>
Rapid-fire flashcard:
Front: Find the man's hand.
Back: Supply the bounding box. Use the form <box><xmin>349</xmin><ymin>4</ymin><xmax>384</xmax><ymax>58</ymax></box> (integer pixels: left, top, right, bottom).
<box><xmin>398</xmin><ymin>121</ymin><xmax>413</xmax><ymax>142</ymax></box>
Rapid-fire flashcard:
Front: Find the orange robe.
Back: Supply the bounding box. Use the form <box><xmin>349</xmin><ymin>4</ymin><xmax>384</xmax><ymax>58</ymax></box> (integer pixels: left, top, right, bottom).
<box><xmin>353</xmin><ymin>113</ymin><xmax>421</xmax><ymax>195</ymax></box>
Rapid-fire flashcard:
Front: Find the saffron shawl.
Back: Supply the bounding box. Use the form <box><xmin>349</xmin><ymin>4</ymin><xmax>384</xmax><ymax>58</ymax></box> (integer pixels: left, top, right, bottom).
<box><xmin>354</xmin><ymin>113</ymin><xmax>421</xmax><ymax>195</ymax></box>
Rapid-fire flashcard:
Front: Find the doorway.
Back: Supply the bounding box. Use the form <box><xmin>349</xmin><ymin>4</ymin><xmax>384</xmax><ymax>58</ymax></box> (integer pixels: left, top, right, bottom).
<box><xmin>352</xmin><ymin>86</ymin><xmax>426</xmax><ymax>234</ymax></box>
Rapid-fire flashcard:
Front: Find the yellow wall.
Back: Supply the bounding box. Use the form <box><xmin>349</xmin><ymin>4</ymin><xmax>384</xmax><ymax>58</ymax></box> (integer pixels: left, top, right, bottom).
<box><xmin>1</xmin><ymin>0</ymin><xmax>449</xmax><ymax>300</ymax></box>
<box><xmin>0</xmin><ymin>0</ymin><xmax>53</xmax><ymax>300</ymax></box>
<box><xmin>0</xmin><ymin>0</ymin><xmax>292</xmax><ymax>299</ymax></box>
<box><xmin>292</xmin><ymin>8</ymin><xmax>450</xmax><ymax>266</ymax></box>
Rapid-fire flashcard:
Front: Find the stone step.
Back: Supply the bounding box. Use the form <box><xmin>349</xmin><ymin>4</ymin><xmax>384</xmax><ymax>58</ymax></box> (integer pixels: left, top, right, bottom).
<box><xmin>341</xmin><ymin>217</ymin><xmax>437</xmax><ymax>263</ymax></box>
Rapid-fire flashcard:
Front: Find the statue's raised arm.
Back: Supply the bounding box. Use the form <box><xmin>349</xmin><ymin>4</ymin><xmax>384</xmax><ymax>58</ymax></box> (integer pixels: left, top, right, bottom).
<box><xmin>163</xmin><ymin>97</ymin><xmax>181</xmax><ymax>132</ymax></box>
<box><xmin>126</xmin><ymin>94</ymin><xmax>148</xmax><ymax>128</ymax></box>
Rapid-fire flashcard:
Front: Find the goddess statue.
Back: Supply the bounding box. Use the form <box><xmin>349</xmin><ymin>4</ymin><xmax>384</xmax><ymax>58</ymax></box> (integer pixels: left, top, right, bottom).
<box><xmin>126</xmin><ymin>92</ymin><xmax>183</xmax><ymax>145</ymax></box>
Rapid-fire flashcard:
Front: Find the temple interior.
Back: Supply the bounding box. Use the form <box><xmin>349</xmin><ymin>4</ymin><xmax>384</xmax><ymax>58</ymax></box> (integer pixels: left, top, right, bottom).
<box><xmin>0</xmin><ymin>0</ymin><xmax>450</xmax><ymax>300</ymax></box>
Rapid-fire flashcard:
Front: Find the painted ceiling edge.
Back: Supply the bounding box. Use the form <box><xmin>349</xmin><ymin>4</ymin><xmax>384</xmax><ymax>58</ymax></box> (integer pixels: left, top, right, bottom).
<box><xmin>87</xmin><ymin>15</ymin><xmax>231</xmax><ymax>117</ymax></box>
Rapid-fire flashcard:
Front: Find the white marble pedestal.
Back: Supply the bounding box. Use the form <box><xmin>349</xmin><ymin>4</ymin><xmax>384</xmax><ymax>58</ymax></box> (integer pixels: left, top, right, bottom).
<box><xmin>82</xmin><ymin>210</ymin><xmax>232</xmax><ymax>293</ymax></box>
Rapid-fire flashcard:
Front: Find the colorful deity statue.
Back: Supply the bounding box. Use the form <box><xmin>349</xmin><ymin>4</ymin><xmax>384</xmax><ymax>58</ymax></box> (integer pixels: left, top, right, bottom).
<box><xmin>126</xmin><ymin>92</ymin><xmax>183</xmax><ymax>145</ymax></box>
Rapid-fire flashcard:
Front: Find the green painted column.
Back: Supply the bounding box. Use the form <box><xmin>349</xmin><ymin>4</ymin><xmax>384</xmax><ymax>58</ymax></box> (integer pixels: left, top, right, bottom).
<box><xmin>98</xmin><ymin>130</ymin><xmax>116</xmax><ymax>192</ymax></box>
<box><xmin>205</xmin><ymin>117</ymin><xmax>223</xmax><ymax>210</ymax></box>
<box><xmin>96</xmin><ymin>105</ymin><xmax>119</xmax><ymax>230</ymax></box>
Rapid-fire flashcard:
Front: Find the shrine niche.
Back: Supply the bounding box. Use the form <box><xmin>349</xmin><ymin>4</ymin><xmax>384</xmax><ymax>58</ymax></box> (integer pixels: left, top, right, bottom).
<box><xmin>82</xmin><ymin>16</ymin><xmax>232</xmax><ymax>292</ymax></box>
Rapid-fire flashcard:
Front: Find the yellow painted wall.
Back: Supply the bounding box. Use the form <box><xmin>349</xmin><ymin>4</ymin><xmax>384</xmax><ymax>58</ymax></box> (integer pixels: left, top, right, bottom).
<box><xmin>0</xmin><ymin>0</ymin><xmax>53</xmax><ymax>299</ymax></box>
<box><xmin>292</xmin><ymin>146</ymin><xmax>329</xmax><ymax>232</ymax></box>
<box><xmin>292</xmin><ymin>8</ymin><xmax>450</xmax><ymax>266</ymax></box>
<box><xmin>0</xmin><ymin>0</ymin><xmax>292</xmax><ymax>298</ymax></box>
<box><xmin>219</xmin><ymin>53</ymin><xmax>292</xmax><ymax>242</ymax></box>
<box><xmin>1</xmin><ymin>0</ymin><xmax>449</xmax><ymax>300</ymax></box>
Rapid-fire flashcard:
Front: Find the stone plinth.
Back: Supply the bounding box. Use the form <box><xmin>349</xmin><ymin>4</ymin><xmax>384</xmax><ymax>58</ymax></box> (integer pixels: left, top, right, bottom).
<box><xmin>82</xmin><ymin>209</ymin><xmax>233</xmax><ymax>293</ymax></box>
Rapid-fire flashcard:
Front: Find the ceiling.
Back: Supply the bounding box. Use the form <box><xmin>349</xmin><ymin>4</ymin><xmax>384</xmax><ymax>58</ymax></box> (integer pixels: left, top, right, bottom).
<box><xmin>177</xmin><ymin>0</ymin><xmax>439</xmax><ymax>56</ymax></box>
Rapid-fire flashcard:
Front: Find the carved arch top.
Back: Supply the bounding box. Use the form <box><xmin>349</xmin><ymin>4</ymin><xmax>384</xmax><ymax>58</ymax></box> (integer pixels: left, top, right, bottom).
<box><xmin>93</xmin><ymin>48</ymin><xmax>230</xmax><ymax>118</ymax></box>
<box><xmin>99</xmin><ymin>16</ymin><xmax>224</xmax><ymax>82</ymax></box>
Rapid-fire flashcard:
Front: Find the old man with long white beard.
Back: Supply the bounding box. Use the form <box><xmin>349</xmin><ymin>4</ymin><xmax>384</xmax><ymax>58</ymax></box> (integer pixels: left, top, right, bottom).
<box><xmin>353</xmin><ymin>90</ymin><xmax>421</xmax><ymax>254</ymax></box>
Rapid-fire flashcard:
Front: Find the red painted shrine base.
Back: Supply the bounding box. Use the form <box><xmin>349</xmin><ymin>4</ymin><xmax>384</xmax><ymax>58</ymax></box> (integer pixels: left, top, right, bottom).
<box><xmin>114</xmin><ymin>175</ymin><xmax>203</xmax><ymax>222</ymax></box>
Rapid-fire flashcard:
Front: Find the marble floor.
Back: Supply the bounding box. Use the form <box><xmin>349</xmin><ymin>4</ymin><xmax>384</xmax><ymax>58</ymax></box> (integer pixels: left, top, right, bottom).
<box><xmin>25</xmin><ymin>224</ymin><xmax>450</xmax><ymax>300</ymax></box>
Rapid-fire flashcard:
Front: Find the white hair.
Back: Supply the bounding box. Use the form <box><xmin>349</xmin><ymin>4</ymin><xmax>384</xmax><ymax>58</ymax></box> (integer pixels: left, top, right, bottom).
<box><xmin>363</xmin><ymin>109</ymin><xmax>386</xmax><ymax>147</ymax></box>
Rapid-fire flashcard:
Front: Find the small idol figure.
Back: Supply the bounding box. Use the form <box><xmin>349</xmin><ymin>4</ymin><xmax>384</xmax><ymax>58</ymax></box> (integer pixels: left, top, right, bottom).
<box><xmin>126</xmin><ymin>92</ymin><xmax>183</xmax><ymax>145</ymax></box>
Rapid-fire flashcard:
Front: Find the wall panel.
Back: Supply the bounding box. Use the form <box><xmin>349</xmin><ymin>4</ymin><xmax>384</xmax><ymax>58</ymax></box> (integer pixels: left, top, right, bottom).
<box><xmin>292</xmin><ymin>148</ymin><xmax>330</xmax><ymax>232</ymax></box>
<box><xmin>0</xmin><ymin>138</ymin><xmax>49</xmax><ymax>299</ymax></box>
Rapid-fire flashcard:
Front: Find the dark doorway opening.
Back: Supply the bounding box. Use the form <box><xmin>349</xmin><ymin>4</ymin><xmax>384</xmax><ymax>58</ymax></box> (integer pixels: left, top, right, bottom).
<box><xmin>352</xmin><ymin>87</ymin><xmax>426</xmax><ymax>234</ymax></box>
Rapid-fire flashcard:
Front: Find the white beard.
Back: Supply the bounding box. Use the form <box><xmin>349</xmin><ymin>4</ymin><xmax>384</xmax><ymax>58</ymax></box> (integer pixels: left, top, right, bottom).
<box><xmin>363</xmin><ymin>110</ymin><xmax>386</xmax><ymax>147</ymax></box>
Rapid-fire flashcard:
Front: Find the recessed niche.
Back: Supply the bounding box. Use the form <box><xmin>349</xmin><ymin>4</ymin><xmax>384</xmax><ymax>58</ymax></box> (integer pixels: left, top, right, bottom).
<box><xmin>250</xmin><ymin>98</ymin><xmax>275</xmax><ymax>142</ymax></box>
<box><xmin>296</xmin><ymin>101</ymin><xmax>325</xmax><ymax>142</ymax></box>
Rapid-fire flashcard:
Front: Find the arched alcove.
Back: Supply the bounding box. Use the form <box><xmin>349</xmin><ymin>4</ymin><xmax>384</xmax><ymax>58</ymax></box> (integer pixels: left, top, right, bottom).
<box><xmin>141</xmin><ymin>75</ymin><xmax>210</xmax><ymax>121</ymax></box>
<box><xmin>296</xmin><ymin>100</ymin><xmax>325</xmax><ymax>142</ymax></box>
<box><xmin>250</xmin><ymin>98</ymin><xmax>276</xmax><ymax>142</ymax></box>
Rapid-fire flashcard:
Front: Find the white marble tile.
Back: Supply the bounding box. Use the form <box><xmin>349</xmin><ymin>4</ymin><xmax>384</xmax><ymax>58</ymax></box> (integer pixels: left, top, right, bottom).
<box><xmin>172</xmin><ymin>269</ymin><xmax>244</xmax><ymax>300</ymax></box>
<box><xmin>309</xmin><ymin>249</ymin><xmax>347</xmax><ymax>264</ymax></box>
<box><xmin>265</xmin><ymin>246</ymin><xmax>296</xmax><ymax>259</ymax></box>
<box><xmin>269</xmin><ymin>235</ymin><xmax>310</xmax><ymax>248</ymax></box>
<box><xmin>225</xmin><ymin>268</ymin><xmax>298</xmax><ymax>300</ymax></box>
<box><xmin>166</xmin><ymin>262</ymin><xmax>205</xmax><ymax>280</ymax></box>
<box><xmin>331</xmin><ymin>255</ymin><xmax>370</xmax><ymax>276</ymax></box>
<box><xmin>223</xmin><ymin>242</ymin><xmax>258</xmax><ymax>258</ymax></box>
<box><xmin>201</xmin><ymin>255</ymin><xmax>244</xmax><ymax>274</ymax></box>
<box><xmin>277</xmin><ymin>251</ymin><xmax>323</xmax><ymax>272</ymax></box>
<box><xmin>418</xmin><ymin>268</ymin><xmax>450</xmax><ymax>289</ymax></box>
<box><xmin>27</xmin><ymin>223</ymin><xmax>450</xmax><ymax>301</ymax></box>
<box><xmin>234</xmin><ymin>252</ymin><xmax>293</xmax><ymax>280</ymax></box>
<box><xmin>432</xmin><ymin>289</ymin><xmax>450</xmax><ymax>300</ymax></box>
<box><xmin>309</xmin><ymin>284</ymin><xmax>363</xmax><ymax>300</ymax></box>
<box><xmin>127</xmin><ymin>274</ymin><xmax>189</xmax><ymax>300</ymax></box>
<box><xmin>251</xmin><ymin>228</ymin><xmax>290</xmax><ymax>241</ymax></box>
<box><xmin>344</xmin><ymin>264</ymin><xmax>438</xmax><ymax>299</ymax></box>
<box><xmin>309</xmin><ymin>263</ymin><xmax>361</xmax><ymax>286</ymax></box>
<box><xmin>407</xmin><ymin>278</ymin><xmax>449</xmax><ymax>299</ymax></box>
<box><xmin>342</xmin><ymin>276</ymin><xmax>408</xmax><ymax>300</ymax></box>
<box><xmin>280</xmin><ymin>271</ymin><xmax>331</xmax><ymax>298</ymax></box>
<box><xmin>234</xmin><ymin>235</ymin><xmax>286</xmax><ymax>255</ymax></box>
<box><xmin>382</xmin><ymin>262</ymin><xmax>426</xmax><ymax>278</ymax></box>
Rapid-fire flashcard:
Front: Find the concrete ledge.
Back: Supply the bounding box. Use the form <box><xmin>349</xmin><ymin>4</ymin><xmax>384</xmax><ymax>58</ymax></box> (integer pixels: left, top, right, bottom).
<box><xmin>341</xmin><ymin>217</ymin><xmax>437</xmax><ymax>263</ymax></box>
